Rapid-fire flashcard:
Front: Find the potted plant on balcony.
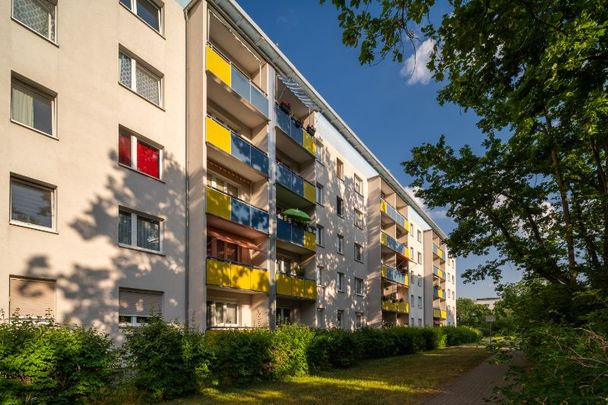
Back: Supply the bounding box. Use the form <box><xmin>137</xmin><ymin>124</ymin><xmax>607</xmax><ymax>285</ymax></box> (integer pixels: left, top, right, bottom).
<box><xmin>306</xmin><ymin>124</ymin><xmax>316</xmax><ymax>136</ymax></box>
<box><xmin>294</xmin><ymin>118</ymin><xmax>303</xmax><ymax>128</ymax></box>
<box><xmin>279</xmin><ymin>100</ymin><xmax>291</xmax><ymax>114</ymax></box>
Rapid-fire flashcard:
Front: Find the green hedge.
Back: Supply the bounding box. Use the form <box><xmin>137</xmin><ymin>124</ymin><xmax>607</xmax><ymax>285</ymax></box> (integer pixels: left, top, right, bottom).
<box><xmin>1</xmin><ymin>319</ymin><xmax>482</xmax><ymax>403</ymax></box>
<box><xmin>0</xmin><ymin>320</ymin><xmax>115</xmax><ymax>404</ymax></box>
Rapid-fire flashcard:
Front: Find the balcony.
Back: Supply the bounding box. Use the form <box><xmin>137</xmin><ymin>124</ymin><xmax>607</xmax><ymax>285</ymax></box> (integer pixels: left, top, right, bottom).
<box><xmin>433</xmin><ymin>308</ymin><xmax>447</xmax><ymax>320</ymax></box>
<box><xmin>380</xmin><ymin>199</ymin><xmax>409</xmax><ymax>232</ymax></box>
<box><xmin>206</xmin><ymin>257</ymin><xmax>269</xmax><ymax>292</ymax></box>
<box><xmin>380</xmin><ymin>232</ymin><xmax>408</xmax><ymax>258</ymax></box>
<box><xmin>381</xmin><ymin>300</ymin><xmax>409</xmax><ymax>314</ymax></box>
<box><xmin>275</xmin><ymin>105</ymin><xmax>316</xmax><ymax>162</ymax></box>
<box><xmin>276</xmin><ymin>273</ymin><xmax>316</xmax><ymax>300</ymax></box>
<box><xmin>206</xmin><ymin>45</ymin><xmax>268</xmax><ymax>128</ymax></box>
<box><xmin>206</xmin><ymin>116</ymin><xmax>269</xmax><ymax>180</ymax></box>
<box><xmin>433</xmin><ymin>244</ymin><xmax>445</xmax><ymax>261</ymax></box>
<box><xmin>433</xmin><ymin>266</ymin><xmax>445</xmax><ymax>280</ymax></box>
<box><xmin>381</xmin><ymin>264</ymin><xmax>408</xmax><ymax>286</ymax></box>
<box><xmin>206</xmin><ymin>187</ymin><xmax>269</xmax><ymax>234</ymax></box>
<box><xmin>276</xmin><ymin>217</ymin><xmax>316</xmax><ymax>254</ymax></box>
<box><xmin>433</xmin><ymin>288</ymin><xmax>445</xmax><ymax>300</ymax></box>
<box><xmin>276</xmin><ymin>162</ymin><xmax>316</xmax><ymax>208</ymax></box>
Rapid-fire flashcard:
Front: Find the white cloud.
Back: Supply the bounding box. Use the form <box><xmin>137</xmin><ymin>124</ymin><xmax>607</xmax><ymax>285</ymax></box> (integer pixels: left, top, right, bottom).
<box><xmin>400</xmin><ymin>38</ymin><xmax>436</xmax><ymax>85</ymax></box>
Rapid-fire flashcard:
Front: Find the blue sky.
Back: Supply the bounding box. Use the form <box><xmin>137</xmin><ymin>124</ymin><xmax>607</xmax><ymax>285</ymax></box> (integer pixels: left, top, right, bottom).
<box><xmin>190</xmin><ymin>0</ymin><xmax>522</xmax><ymax>298</ymax></box>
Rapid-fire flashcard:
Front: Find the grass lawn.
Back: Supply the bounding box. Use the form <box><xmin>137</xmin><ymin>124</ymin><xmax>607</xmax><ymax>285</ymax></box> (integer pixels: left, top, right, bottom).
<box><xmin>168</xmin><ymin>344</ymin><xmax>490</xmax><ymax>405</ymax></box>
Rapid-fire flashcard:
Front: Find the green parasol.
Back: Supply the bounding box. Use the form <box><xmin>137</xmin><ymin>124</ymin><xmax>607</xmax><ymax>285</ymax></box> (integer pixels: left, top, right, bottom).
<box><xmin>282</xmin><ymin>208</ymin><xmax>311</xmax><ymax>223</ymax></box>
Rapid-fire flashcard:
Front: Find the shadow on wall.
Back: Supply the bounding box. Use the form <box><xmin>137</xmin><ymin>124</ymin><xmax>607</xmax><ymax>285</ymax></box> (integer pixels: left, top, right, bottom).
<box><xmin>17</xmin><ymin>150</ymin><xmax>192</xmax><ymax>338</ymax></box>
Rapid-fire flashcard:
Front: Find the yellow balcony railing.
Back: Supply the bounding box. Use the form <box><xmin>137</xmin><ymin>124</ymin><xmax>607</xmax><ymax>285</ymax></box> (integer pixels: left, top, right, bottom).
<box><xmin>381</xmin><ymin>300</ymin><xmax>409</xmax><ymax>314</ymax></box>
<box><xmin>380</xmin><ymin>199</ymin><xmax>409</xmax><ymax>232</ymax></box>
<box><xmin>433</xmin><ymin>288</ymin><xmax>445</xmax><ymax>300</ymax></box>
<box><xmin>206</xmin><ymin>257</ymin><xmax>269</xmax><ymax>292</ymax></box>
<box><xmin>380</xmin><ymin>264</ymin><xmax>407</xmax><ymax>286</ymax></box>
<box><xmin>433</xmin><ymin>308</ymin><xmax>447</xmax><ymax>320</ymax></box>
<box><xmin>433</xmin><ymin>244</ymin><xmax>445</xmax><ymax>261</ymax></box>
<box><xmin>276</xmin><ymin>273</ymin><xmax>316</xmax><ymax>300</ymax></box>
<box><xmin>380</xmin><ymin>232</ymin><xmax>408</xmax><ymax>258</ymax></box>
<box><xmin>433</xmin><ymin>266</ymin><xmax>445</xmax><ymax>280</ymax></box>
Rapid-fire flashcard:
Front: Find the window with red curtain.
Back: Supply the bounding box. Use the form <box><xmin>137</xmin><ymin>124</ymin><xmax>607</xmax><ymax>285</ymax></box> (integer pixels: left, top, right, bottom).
<box><xmin>119</xmin><ymin>132</ymin><xmax>131</xmax><ymax>166</ymax></box>
<box><xmin>137</xmin><ymin>140</ymin><xmax>160</xmax><ymax>178</ymax></box>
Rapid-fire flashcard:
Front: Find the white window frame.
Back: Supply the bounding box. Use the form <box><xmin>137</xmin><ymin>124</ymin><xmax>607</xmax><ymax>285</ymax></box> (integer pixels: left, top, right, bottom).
<box><xmin>118</xmin><ymin>208</ymin><xmax>163</xmax><ymax>254</ymax></box>
<box><xmin>119</xmin><ymin>128</ymin><xmax>164</xmax><ymax>180</ymax></box>
<box><xmin>336</xmin><ymin>159</ymin><xmax>344</xmax><ymax>180</ymax></box>
<box><xmin>208</xmin><ymin>172</ymin><xmax>240</xmax><ymax>198</ymax></box>
<box><xmin>337</xmin><ymin>272</ymin><xmax>345</xmax><ymax>292</ymax></box>
<box><xmin>336</xmin><ymin>196</ymin><xmax>344</xmax><ymax>217</ymax></box>
<box><xmin>11</xmin><ymin>0</ymin><xmax>57</xmax><ymax>43</ymax></box>
<box><xmin>354</xmin><ymin>209</ymin><xmax>364</xmax><ymax>229</ymax></box>
<box><xmin>119</xmin><ymin>49</ymin><xmax>163</xmax><ymax>107</ymax></box>
<box><xmin>209</xmin><ymin>301</ymin><xmax>240</xmax><ymax>328</ymax></box>
<box><xmin>354</xmin><ymin>175</ymin><xmax>363</xmax><ymax>195</ymax></box>
<box><xmin>119</xmin><ymin>0</ymin><xmax>163</xmax><ymax>35</ymax></box>
<box><xmin>336</xmin><ymin>234</ymin><xmax>344</xmax><ymax>254</ymax></box>
<box><xmin>316</xmin><ymin>183</ymin><xmax>324</xmax><ymax>205</ymax></box>
<box><xmin>9</xmin><ymin>175</ymin><xmax>56</xmax><ymax>233</ymax></box>
<box><xmin>418</xmin><ymin>296</ymin><xmax>422</xmax><ymax>309</ymax></box>
<box><xmin>10</xmin><ymin>77</ymin><xmax>56</xmax><ymax>138</ymax></box>
<box><xmin>417</xmin><ymin>230</ymin><xmax>422</xmax><ymax>242</ymax></box>
<box><xmin>355</xmin><ymin>312</ymin><xmax>365</xmax><ymax>329</ymax></box>
<box><xmin>418</xmin><ymin>252</ymin><xmax>422</xmax><ymax>264</ymax></box>
<box><xmin>337</xmin><ymin>309</ymin><xmax>344</xmax><ymax>328</ymax></box>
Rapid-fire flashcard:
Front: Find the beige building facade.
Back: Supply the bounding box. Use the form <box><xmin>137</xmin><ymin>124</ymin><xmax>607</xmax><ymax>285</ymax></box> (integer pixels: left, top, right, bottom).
<box><xmin>1</xmin><ymin>0</ymin><xmax>455</xmax><ymax>337</ymax></box>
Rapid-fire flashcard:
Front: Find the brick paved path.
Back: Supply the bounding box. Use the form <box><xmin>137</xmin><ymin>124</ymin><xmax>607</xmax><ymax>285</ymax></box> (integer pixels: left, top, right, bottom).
<box><xmin>423</xmin><ymin>351</ymin><xmax>525</xmax><ymax>405</ymax></box>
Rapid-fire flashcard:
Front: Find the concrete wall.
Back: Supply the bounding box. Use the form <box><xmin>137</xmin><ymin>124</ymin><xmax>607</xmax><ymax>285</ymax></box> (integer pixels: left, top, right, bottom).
<box><xmin>0</xmin><ymin>0</ymin><xmax>187</xmax><ymax>339</ymax></box>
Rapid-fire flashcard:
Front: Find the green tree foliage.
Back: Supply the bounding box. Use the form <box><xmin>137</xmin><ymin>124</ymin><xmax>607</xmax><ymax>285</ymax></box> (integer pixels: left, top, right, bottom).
<box><xmin>321</xmin><ymin>0</ymin><xmax>608</xmax><ymax>293</ymax></box>
<box><xmin>456</xmin><ymin>298</ymin><xmax>491</xmax><ymax>328</ymax></box>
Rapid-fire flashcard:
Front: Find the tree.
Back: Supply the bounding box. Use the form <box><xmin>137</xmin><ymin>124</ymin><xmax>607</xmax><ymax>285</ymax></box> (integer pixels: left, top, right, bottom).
<box><xmin>322</xmin><ymin>0</ymin><xmax>608</xmax><ymax>292</ymax></box>
<box><xmin>456</xmin><ymin>298</ymin><xmax>491</xmax><ymax>330</ymax></box>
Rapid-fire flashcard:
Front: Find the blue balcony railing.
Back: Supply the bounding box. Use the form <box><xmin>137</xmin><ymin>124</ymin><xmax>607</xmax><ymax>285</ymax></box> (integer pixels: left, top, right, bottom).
<box><xmin>276</xmin><ymin>162</ymin><xmax>316</xmax><ymax>204</ymax></box>
<box><xmin>206</xmin><ymin>187</ymin><xmax>269</xmax><ymax>233</ymax></box>
<box><xmin>381</xmin><ymin>264</ymin><xmax>405</xmax><ymax>284</ymax></box>
<box><xmin>380</xmin><ymin>232</ymin><xmax>407</xmax><ymax>257</ymax></box>
<box><xmin>276</xmin><ymin>217</ymin><xmax>316</xmax><ymax>251</ymax></box>
<box><xmin>231</xmin><ymin>67</ymin><xmax>269</xmax><ymax>116</ymax></box>
<box><xmin>275</xmin><ymin>105</ymin><xmax>316</xmax><ymax>156</ymax></box>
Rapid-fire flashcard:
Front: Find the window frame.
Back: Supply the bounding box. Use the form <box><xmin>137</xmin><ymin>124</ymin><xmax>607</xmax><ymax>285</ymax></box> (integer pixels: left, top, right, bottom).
<box><xmin>337</xmin><ymin>272</ymin><xmax>345</xmax><ymax>292</ymax></box>
<box><xmin>10</xmin><ymin>76</ymin><xmax>56</xmax><ymax>138</ymax></box>
<box><xmin>354</xmin><ymin>209</ymin><xmax>364</xmax><ymax>229</ymax></box>
<box><xmin>208</xmin><ymin>301</ymin><xmax>240</xmax><ymax>328</ymax></box>
<box><xmin>11</xmin><ymin>0</ymin><xmax>58</xmax><ymax>44</ymax></box>
<box><xmin>354</xmin><ymin>277</ymin><xmax>364</xmax><ymax>296</ymax></box>
<box><xmin>354</xmin><ymin>175</ymin><xmax>363</xmax><ymax>195</ymax></box>
<box><xmin>9</xmin><ymin>175</ymin><xmax>56</xmax><ymax>233</ymax></box>
<box><xmin>336</xmin><ymin>196</ymin><xmax>344</xmax><ymax>218</ymax></box>
<box><xmin>336</xmin><ymin>158</ymin><xmax>344</xmax><ymax>180</ymax></box>
<box><xmin>118</xmin><ymin>48</ymin><xmax>164</xmax><ymax>107</ymax></box>
<box><xmin>336</xmin><ymin>234</ymin><xmax>344</xmax><ymax>254</ymax></box>
<box><xmin>119</xmin><ymin>0</ymin><xmax>164</xmax><ymax>35</ymax></box>
<box><xmin>118</xmin><ymin>208</ymin><xmax>163</xmax><ymax>254</ymax></box>
<box><xmin>417</xmin><ymin>252</ymin><xmax>422</xmax><ymax>264</ymax></box>
<box><xmin>118</xmin><ymin>127</ymin><xmax>163</xmax><ymax>180</ymax></box>
<box><xmin>316</xmin><ymin>224</ymin><xmax>324</xmax><ymax>247</ymax></box>
<box><xmin>355</xmin><ymin>312</ymin><xmax>365</xmax><ymax>329</ymax></box>
<box><xmin>336</xmin><ymin>309</ymin><xmax>344</xmax><ymax>328</ymax></box>
<box><xmin>316</xmin><ymin>183</ymin><xmax>324</xmax><ymax>205</ymax></box>
<box><xmin>354</xmin><ymin>243</ymin><xmax>363</xmax><ymax>263</ymax></box>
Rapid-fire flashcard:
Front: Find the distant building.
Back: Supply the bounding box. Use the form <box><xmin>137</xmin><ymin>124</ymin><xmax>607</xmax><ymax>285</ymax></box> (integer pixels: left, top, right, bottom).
<box><xmin>475</xmin><ymin>297</ymin><xmax>500</xmax><ymax>310</ymax></box>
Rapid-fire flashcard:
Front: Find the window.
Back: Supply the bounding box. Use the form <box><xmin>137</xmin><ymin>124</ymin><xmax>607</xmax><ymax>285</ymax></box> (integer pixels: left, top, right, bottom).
<box><xmin>337</xmin><ymin>310</ymin><xmax>344</xmax><ymax>328</ymax></box>
<box><xmin>10</xmin><ymin>177</ymin><xmax>55</xmax><ymax>230</ymax></box>
<box><xmin>410</xmin><ymin>317</ymin><xmax>414</xmax><ymax>325</ymax></box>
<box><xmin>119</xmin><ymin>130</ymin><xmax>162</xmax><ymax>179</ymax></box>
<box><xmin>208</xmin><ymin>173</ymin><xmax>239</xmax><ymax>198</ymax></box>
<box><xmin>317</xmin><ymin>307</ymin><xmax>325</xmax><ymax>328</ymax></box>
<box><xmin>119</xmin><ymin>288</ymin><xmax>162</xmax><ymax>326</ymax></box>
<box><xmin>12</xmin><ymin>0</ymin><xmax>56</xmax><ymax>42</ymax></box>
<box><xmin>417</xmin><ymin>252</ymin><xmax>422</xmax><ymax>264</ymax></box>
<box><xmin>354</xmin><ymin>243</ymin><xmax>363</xmax><ymax>262</ymax></box>
<box><xmin>410</xmin><ymin>294</ymin><xmax>414</xmax><ymax>305</ymax></box>
<box><xmin>316</xmin><ymin>143</ymin><xmax>323</xmax><ymax>162</ymax></box>
<box><xmin>207</xmin><ymin>301</ymin><xmax>239</xmax><ymax>327</ymax></box>
<box><xmin>418</xmin><ymin>318</ymin><xmax>422</xmax><ymax>327</ymax></box>
<box><xmin>9</xmin><ymin>277</ymin><xmax>56</xmax><ymax>319</ymax></box>
<box><xmin>120</xmin><ymin>0</ymin><xmax>162</xmax><ymax>33</ymax></box>
<box><xmin>207</xmin><ymin>237</ymin><xmax>240</xmax><ymax>262</ymax></box>
<box><xmin>316</xmin><ymin>183</ymin><xmax>324</xmax><ymax>205</ymax></box>
<box><xmin>337</xmin><ymin>234</ymin><xmax>344</xmax><ymax>254</ymax></box>
<box><xmin>337</xmin><ymin>272</ymin><xmax>345</xmax><ymax>292</ymax></box>
<box><xmin>336</xmin><ymin>158</ymin><xmax>344</xmax><ymax>180</ymax></box>
<box><xmin>11</xmin><ymin>78</ymin><xmax>54</xmax><ymax>136</ymax></box>
<box><xmin>417</xmin><ymin>296</ymin><xmax>422</xmax><ymax>309</ymax></box>
<box><xmin>417</xmin><ymin>275</ymin><xmax>422</xmax><ymax>287</ymax></box>
<box><xmin>119</xmin><ymin>50</ymin><xmax>162</xmax><ymax>106</ymax></box>
<box><xmin>336</xmin><ymin>196</ymin><xmax>344</xmax><ymax>217</ymax></box>
<box><xmin>354</xmin><ymin>175</ymin><xmax>363</xmax><ymax>195</ymax></box>
<box><xmin>354</xmin><ymin>209</ymin><xmax>364</xmax><ymax>229</ymax></box>
<box><xmin>119</xmin><ymin>209</ymin><xmax>161</xmax><ymax>252</ymax></box>
<box><xmin>316</xmin><ymin>225</ymin><xmax>324</xmax><ymax>246</ymax></box>
<box><xmin>276</xmin><ymin>307</ymin><xmax>291</xmax><ymax>326</ymax></box>
<box><xmin>417</xmin><ymin>230</ymin><xmax>422</xmax><ymax>242</ymax></box>
<box><xmin>355</xmin><ymin>312</ymin><xmax>365</xmax><ymax>329</ymax></box>
<box><xmin>410</xmin><ymin>247</ymin><xmax>414</xmax><ymax>259</ymax></box>
<box><xmin>354</xmin><ymin>277</ymin><xmax>364</xmax><ymax>295</ymax></box>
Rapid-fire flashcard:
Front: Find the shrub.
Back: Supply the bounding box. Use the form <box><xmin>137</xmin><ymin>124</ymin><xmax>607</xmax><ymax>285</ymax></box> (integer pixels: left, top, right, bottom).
<box><xmin>444</xmin><ymin>326</ymin><xmax>482</xmax><ymax>346</ymax></box>
<box><xmin>123</xmin><ymin>317</ymin><xmax>212</xmax><ymax>401</ymax></box>
<box><xmin>205</xmin><ymin>329</ymin><xmax>273</xmax><ymax>386</ymax></box>
<box><xmin>307</xmin><ymin>329</ymin><xmax>361</xmax><ymax>371</ymax></box>
<box><xmin>270</xmin><ymin>324</ymin><xmax>315</xmax><ymax>378</ymax></box>
<box><xmin>0</xmin><ymin>319</ymin><xmax>115</xmax><ymax>404</ymax></box>
<box><xmin>420</xmin><ymin>327</ymin><xmax>446</xmax><ymax>350</ymax></box>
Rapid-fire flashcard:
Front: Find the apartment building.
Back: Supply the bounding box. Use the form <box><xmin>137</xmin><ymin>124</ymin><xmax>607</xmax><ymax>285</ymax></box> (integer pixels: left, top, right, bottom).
<box><xmin>1</xmin><ymin>0</ymin><xmax>455</xmax><ymax>336</ymax></box>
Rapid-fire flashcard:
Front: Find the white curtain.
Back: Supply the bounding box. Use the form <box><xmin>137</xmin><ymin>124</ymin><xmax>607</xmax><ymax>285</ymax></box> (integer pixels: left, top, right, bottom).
<box><xmin>11</xmin><ymin>85</ymin><xmax>34</xmax><ymax>127</ymax></box>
